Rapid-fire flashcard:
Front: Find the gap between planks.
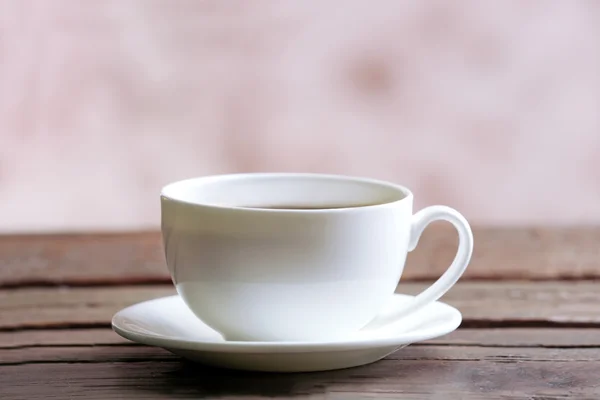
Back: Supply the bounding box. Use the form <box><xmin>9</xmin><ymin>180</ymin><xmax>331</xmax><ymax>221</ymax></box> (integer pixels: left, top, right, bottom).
<box><xmin>2</xmin><ymin>319</ymin><xmax>600</xmax><ymax>334</ymax></box>
<box><xmin>3</xmin><ymin>328</ymin><xmax>600</xmax><ymax>350</ymax></box>
<box><xmin>3</xmin><ymin>344</ymin><xmax>600</xmax><ymax>367</ymax></box>
<box><xmin>5</xmin><ymin>274</ymin><xmax>600</xmax><ymax>290</ymax></box>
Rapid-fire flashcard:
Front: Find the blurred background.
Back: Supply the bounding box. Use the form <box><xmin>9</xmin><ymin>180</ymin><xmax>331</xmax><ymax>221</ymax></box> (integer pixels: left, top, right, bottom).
<box><xmin>1</xmin><ymin>0</ymin><xmax>599</xmax><ymax>233</ymax></box>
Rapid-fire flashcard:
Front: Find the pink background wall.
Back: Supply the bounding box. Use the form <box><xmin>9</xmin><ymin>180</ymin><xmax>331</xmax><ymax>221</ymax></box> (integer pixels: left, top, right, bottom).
<box><xmin>1</xmin><ymin>1</ymin><xmax>599</xmax><ymax>232</ymax></box>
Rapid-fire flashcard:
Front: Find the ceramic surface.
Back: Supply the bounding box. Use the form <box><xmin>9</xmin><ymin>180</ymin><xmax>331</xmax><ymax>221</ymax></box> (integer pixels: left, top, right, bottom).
<box><xmin>161</xmin><ymin>173</ymin><xmax>472</xmax><ymax>341</ymax></box>
<box><xmin>112</xmin><ymin>294</ymin><xmax>462</xmax><ymax>372</ymax></box>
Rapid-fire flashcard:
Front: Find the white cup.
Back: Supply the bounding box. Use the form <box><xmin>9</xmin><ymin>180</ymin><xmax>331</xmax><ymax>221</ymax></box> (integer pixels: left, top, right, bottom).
<box><xmin>161</xmin><ymin>173</ymin><xmax>473</xmax><ymax>342</ymax></box>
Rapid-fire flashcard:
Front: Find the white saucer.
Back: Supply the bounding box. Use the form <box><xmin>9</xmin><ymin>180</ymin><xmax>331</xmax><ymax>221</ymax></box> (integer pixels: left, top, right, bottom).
<box><xmin>112</xmin><ymin>294</ymin><xmax>461</xmax><ymax>372</ymax></box>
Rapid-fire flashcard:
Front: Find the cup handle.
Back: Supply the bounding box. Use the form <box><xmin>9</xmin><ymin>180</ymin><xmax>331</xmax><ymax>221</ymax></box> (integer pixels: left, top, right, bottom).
<box><xmin>364</xmin><ymin>205</ymin><xmax>473</xmax><ymax>329</ymax></box>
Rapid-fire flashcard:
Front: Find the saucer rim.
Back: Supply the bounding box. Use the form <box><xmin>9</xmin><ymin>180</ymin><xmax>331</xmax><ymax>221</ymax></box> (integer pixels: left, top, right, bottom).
<box><xmin>112</xmin><ymin>294</ymin><xmax>462</xmax><ymax>353</ymax></box>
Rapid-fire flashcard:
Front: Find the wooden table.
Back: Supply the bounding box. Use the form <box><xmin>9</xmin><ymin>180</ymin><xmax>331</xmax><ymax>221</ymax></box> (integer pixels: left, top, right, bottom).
<box><xmin>1</xmin><ymin>227</ymin><xmax>599</xmax><ymax>399</ymax></box>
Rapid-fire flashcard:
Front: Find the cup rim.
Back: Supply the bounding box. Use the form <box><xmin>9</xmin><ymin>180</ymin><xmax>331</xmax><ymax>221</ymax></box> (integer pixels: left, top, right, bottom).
<box><xmin>160</xmin><ymin>172</ymin><xmax>413</xmax><ymax>213</ymax></box>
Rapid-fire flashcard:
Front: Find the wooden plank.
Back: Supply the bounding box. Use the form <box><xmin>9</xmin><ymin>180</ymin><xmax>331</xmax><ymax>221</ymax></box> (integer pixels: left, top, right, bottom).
<box><xmin>2</xmin><ymin>344</ymin><xmax>600</xmax><ymax>366</ymax></box>
<box><xmin>0</xmin><ymin>345</ymin><xmax>172</xmax><ymax>365</ymax></box>
<box><xmin>2</xmin><ymin>227</ymin><xmax>600</xmax><ymax>286</ymax></box>
<box><xmin>1</xmin><ymin>347</ymin><xmax>600</xmax><ymax>399</ymax></box>
<box><xmin>0</xmin><ymin>286</ymin><xmax>175</xmax><ymax>330</ymax></box>
<box><xmin>1</xmin><ymin>282</ymin><xmax>599</xmax><ymax>330</ymax></box>
<box><xmin>4</xmin><ymin>328</ymin><xmax>600</xmax><ymax>349</ymax></box>
<box><xmin>0</xmin><ymin>232</ymin><xmax>167</xmax><ymax>287</ymax></box>
<box><xmin>409</xmin><ymin>224</ymin><xmax>600</xmax><ymax>281</ymax></box>
<box><xmin>399</xmin><ymin>281</ymin><xmax>600</xmax><ymax>324</ymax></box>
<box><xmin>0</xmin><ymin>329</ymin><xmax>127</xmax><ymax>348</ymax></box>
<box><xmin>430</xmin><ymin>328</ymin><xmax>600</xmax><ymax>348</ymax></box>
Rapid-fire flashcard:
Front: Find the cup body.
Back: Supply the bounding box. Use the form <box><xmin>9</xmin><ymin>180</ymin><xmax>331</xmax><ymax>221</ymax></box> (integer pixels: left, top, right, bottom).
<box><xmin>161</xmin><ymin>173</ymin><xmax>413</xmax><ymax>341</ymax></box>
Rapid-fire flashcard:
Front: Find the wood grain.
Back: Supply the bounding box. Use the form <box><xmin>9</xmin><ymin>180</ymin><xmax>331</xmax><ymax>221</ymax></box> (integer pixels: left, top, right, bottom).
<box><xmin>1</xmin><ymin>281</ymin><xmax>599</xmax><ymax>331</ymax></box>
<box><xmin>2</xmin><ymin>347</ymin><xmax>600</xmax><ymax>399</ymax></box>
<box><xmin>2</xmin><ymin>226</ymin><xmax>600</xmax><ymax>286</ymax></box>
